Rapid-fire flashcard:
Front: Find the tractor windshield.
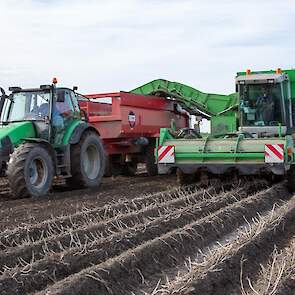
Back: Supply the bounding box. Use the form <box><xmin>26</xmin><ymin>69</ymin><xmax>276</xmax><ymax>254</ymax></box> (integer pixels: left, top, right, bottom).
<box><xmin>239</xmin><ymin>83</ymin><xmax>283</xmax><ymax>127</ymax></box>
<box><xmin>4</xmin><ymin>91</ymin><xmax>50</xmax><ymax>122</ymax></box>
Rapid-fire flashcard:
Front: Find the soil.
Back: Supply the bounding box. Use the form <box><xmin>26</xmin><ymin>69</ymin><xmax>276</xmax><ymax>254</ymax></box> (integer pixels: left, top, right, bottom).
<box><xmin>0</xmin><ymin>174</ymin><xmax>177</xmax><ymax>231</ymax></box>
<box><xmin>0</xmin><ymin>176</ymin><xmax>294</xmax><ymax>295</ymax></box>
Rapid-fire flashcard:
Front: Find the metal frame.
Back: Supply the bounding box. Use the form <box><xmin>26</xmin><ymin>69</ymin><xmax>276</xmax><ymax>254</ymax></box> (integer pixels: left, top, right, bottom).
<box><xmin>159</xmin><ymin>163</ymin><xmax>287</xmax><ymax>176</ymax></box>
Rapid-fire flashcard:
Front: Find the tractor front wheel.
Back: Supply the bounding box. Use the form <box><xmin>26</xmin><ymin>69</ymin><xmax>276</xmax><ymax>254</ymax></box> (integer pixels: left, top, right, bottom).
<box><xmin>7</xmin><ymin>143</ymin><xmax>54</xmax><ymax>198</ymax></box>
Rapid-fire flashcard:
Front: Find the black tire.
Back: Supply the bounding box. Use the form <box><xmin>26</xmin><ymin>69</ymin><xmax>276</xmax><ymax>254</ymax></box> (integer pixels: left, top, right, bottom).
<box><xmin>67</xmin><ymin>131</ymin><xmax>106</xmax><ymax>188</ymax></box>
<box><xmin>145</xmin><ymin>143</ymin><xmax>158</xmax><ymax>176</ymax></box>
<box><xmin>287</xmin><ymin>166</ymin><xmax>295</xmax><ymax>192</ymax></box>
<box><xmin>176</xmin><ymin>168</ymin><xmax>195</xmax><ymax>185</ymax></box>
<box><xmin>122</xmin><ymin>161</ymin><xmax>138</xmax><ymax>176</ymax></box>
<box><xmin>7</xmin><ymin>143</ymin><xmax>54</xmax><ymax>198</ymax></box>
<box><xmin>104</xmin><ymin>156</ymin><xmax>113</xmax><ymax>177</ymax></box>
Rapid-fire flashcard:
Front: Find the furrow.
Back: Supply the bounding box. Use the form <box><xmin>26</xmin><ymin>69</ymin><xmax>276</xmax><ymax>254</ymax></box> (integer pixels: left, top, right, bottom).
<box><xmin>246</xmin><ymin>238</ymin><xmax>295</xmax><ymax>295</ymax></box>
<box><xmin>0</xmin><ymin>184</ymin><xmax>204</xmax><ymax>249</ymax></box>
<box><xmin>35</xmin><ymin>184</ymin><xmax>289</xmax><ymax>295</ymax></box>
<box><xmin>162</xmin><ymin>197</ymin><xmax>295</xmax><ymax>295</ymax></box>
<box><xmin>0</xmin><ymin>183</ymin><xmax>242</xmax><ymax>271</ymax></box>
<box><xmin>0</xmin><ymin>184</ymin><xmax>257</xmax><ymax>294</ymax></box>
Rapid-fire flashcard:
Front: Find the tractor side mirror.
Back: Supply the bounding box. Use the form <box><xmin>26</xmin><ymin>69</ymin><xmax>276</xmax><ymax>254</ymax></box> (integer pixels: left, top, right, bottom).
<box><xmin>0</xmin><ymin>87</ymin><xmax>6</xmax><ymax>97</ymax></box>
<box><xmin>0</xmin><ymin>87</ymin><xmax>7</xmax><ymax>115</ymax></box>
<box><xmin>57</xmin><ymin>90</ymin><xmax>65</xmax><ymax>102</ymax></box>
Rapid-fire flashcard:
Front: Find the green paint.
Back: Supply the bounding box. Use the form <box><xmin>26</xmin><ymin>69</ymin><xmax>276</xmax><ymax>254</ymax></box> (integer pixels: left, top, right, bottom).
<box><xmin>135</xmin><ymin>70</ymin><xmax>295</xmax><ymax>173</ymax></box>
<box><xmin>131</xmin><ymin>79</ymin><xmax>238</xmax><ymax>116</ymax></box>
<box><xmin>0</xmin><ymin>122</ymin><xmax>36</xmax><ymax>147</ymax></box>
<box><xmin>130</xmin><ymin>79</ymin><xmax>238</xmax><ymax>136</ymax></box>
<box><xmin>211</xmin><ymin>115</ymin><xmax>237</xmax><ymax>136</ymax></box>
<box><xmin>176</xmin><ymin>153</ymin><xmax>264</xmax><ymax>159</ymax></box>
<box><xmin>61</xmin><ymin>119</ymin><xmax>83</xmax><ymax>146</ymax></box>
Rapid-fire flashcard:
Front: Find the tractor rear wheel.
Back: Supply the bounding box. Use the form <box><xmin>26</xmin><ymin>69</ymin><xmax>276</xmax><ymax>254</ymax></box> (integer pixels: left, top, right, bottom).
<box><xmin>7</xmin><ymin>143</ymin><xmax>54</xmax><ymax>198</ymax></box>
<box><xmin>67</xmin><ymin>131</ymin><xmax>105</xmax><ymax>188</ymax></box>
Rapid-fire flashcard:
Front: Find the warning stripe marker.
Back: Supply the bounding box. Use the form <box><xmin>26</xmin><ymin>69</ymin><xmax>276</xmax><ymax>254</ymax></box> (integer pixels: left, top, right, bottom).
<box><xmin>158</xmin><ymin>146</ymin><xmax>175</xmax><ymax>164</ymax></box>
<box><xmin>265</xmin><ymin>144</ymin><xmax>284</xmax><ymax>163</ymax></box>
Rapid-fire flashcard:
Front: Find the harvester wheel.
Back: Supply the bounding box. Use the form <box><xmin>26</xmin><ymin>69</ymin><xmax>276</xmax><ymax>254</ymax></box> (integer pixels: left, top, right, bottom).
<box><xmin>176</xmin><ymin>169</ymin><xmax>194</xmax><ymax>185</ymax></box>
<box><xmin>145</xmin><ymin>144</ymin><xmax>158</xmax><ymax>176</ymax></box>
<box><xmin>287</xmin><ymin>166</ymin><xmax>295</xmax><ymax>192</ymax></box>
<box><xmin>7</xmin><ymin>143</ymin><xmax>54</xmax><ymax>198</ymax></box>
<box><xmin>199</xmin><ymin>171</ymin><xmax>209</xmax><ymax>187</ymax></box>
<box><xmin>67</xmin><ymin>131</ymin><xmax>105</xmax><ymax>188</ymax></box>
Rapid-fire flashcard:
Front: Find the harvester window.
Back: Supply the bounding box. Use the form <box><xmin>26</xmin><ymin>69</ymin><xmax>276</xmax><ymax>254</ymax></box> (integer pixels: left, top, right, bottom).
<box><xmin>240</xmin><ymin>83</ymin><xmax>283</xmax><ymax>127</ymax></box>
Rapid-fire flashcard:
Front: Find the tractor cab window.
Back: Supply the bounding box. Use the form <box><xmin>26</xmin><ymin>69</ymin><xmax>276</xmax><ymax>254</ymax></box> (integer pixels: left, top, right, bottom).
<box><xmin>239</xmin><ymin>83</ymin><xmax>283</xmax><ymax>127</ymax></box>
<box><xmin>54</xmin><ymin>90</ymin><xmax>74</xmax><ymax>118</ymax></box>
<box><xmin>7</xmin><ymin>91</ymin><xmax>50</xmax><ymax>122</ymax></box>
<box><xmin>52</xmin><ymin>89</ymin><xmax>76</xmax><ymax>145</ymax></box>
<box><xmin>70</xmin><ymin>91</ymin><xmax>80</xmax><ymax>113</ymax></box>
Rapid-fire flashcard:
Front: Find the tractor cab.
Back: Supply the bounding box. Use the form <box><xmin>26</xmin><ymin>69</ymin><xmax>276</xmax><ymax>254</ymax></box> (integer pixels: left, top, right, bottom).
<box><xmin>236</xmin><ymin>70</ymin><xmax>292</xmax><ymax>137</ymax></box>
<box><xmin>0</xmin><ymin>82</ymin><xmax>82</xmax><ymax>146</ymax></box>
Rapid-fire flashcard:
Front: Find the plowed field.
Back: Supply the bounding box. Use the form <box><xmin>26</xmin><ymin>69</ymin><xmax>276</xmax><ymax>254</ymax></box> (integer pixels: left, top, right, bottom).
<box><xmin>0</xmin><ymin>175</ymin><xmax>294</xmax><ymax>295</ymax></box>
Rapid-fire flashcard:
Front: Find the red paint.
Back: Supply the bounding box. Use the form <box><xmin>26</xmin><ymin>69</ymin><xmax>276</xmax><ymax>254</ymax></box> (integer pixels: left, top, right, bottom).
<box><xmin>80</xmin><ymin>92</ymin><xmax>188</xmax><ymax>156</ymax></box>
<box><xmin>266</xmin><ymin>144</ymin><xmax>284</xmax><ymax>160</ymax></box>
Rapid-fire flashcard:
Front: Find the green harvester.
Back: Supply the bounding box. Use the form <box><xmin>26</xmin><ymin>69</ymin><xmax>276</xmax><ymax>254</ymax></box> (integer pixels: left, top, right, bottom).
<box><xmin>131</xmin><ymin>69</ymin><xmax>295</xmax><ymax>189</ymax></box>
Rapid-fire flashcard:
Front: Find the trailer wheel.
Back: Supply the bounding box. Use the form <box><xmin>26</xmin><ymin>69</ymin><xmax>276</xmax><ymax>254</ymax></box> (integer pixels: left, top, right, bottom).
<box><xmin>67</xmin><ymin>131</ymin><xmax>105</xmax><ymax>188</ymax></box>
<box><xmin>145</xmin><ymin>144</ymin><xmax>158</xmax><ymax>176</ymax></box>
<box><xmin>287</xmin><ymin>166</ymin><xmax>295</xmax><ymax>192</ymax></box>
<box><xmin>122</xmin><ymin>161</ymin><xmax>138</xmax><ymax>176</ymax></box>
<box><xmin>7</xmin><ymin>143</ymin><xmax>54</xmax><ymax>198</ymax></box>
<box><xmin>104</xmin><ymin>156</ymin><xmax>113</xmax><ymax>177</ymax></box>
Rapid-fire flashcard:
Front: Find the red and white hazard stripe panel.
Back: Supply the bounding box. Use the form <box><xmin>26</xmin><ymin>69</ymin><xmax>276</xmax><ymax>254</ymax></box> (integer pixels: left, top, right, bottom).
<box><xmin>265</xmin><ymin>144</ymin><xmax>284</xmax><ymax>163</ymax></box>
<box><xmin>158</xmin><ymin>146</ymin><xmax>175</xmax><ymax>164</ymax></box>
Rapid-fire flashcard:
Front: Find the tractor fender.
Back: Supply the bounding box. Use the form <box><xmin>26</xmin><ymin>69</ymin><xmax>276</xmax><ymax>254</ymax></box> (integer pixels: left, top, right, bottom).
<box><xmin>69</xmin><ymin>123</ymin><xmax>100</xmax><ymax>145</ymax></box>
<box><xmin>21</xmin><ymin>138</ymin><xmax>56</xmax><ymax>158</ymax></box>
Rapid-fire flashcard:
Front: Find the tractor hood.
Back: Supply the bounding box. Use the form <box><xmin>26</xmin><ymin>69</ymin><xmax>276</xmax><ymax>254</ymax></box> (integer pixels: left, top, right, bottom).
<box><xmin>0</xmin><ymin>121</ymin><xmax>36</xmax><ymax>148</ymax></box>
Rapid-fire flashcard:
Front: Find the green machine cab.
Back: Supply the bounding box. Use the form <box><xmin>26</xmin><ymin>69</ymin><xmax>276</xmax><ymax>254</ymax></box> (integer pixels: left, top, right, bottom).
<box><xmin>131</xmin><ymin>69</ymin><xmax>295</xmax><ymax>189</ymax></box>
<box><xmin>0</xmin><ymin>81</ymin><xmax>105</xmax><ymax>198</ymax></box>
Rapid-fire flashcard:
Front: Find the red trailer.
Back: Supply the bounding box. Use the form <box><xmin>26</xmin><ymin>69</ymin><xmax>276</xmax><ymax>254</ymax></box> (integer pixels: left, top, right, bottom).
<box><xmin>79</xmin><ymin>91</ymin><xmax>188</xmax><ymax>176</ymax></box>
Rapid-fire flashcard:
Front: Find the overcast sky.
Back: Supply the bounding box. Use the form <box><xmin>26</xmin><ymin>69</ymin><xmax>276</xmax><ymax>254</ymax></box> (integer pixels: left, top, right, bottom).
<box><xmin>0</xmin><ymin>0</ymin><xmax>294</xmax><ymax>96</ymax></box>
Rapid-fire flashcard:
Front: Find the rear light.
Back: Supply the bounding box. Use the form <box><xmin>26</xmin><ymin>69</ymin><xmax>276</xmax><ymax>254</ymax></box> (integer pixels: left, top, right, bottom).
<box><xmin>246</xmin><ymin>69</ymin><xmax>251</xmax><ymax>75</ymax></box>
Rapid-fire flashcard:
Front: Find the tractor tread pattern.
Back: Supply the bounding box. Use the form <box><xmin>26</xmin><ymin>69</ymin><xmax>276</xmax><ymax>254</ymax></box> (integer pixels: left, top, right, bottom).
<box><xmin>7</xmin><ymin>143</ymin><xmax>38</xmax><ymax>198</ymax></box>
<box><xmin>67</xmin><ymin>130</ymin><xmax>105</xmax><ymax>189</ymax></box>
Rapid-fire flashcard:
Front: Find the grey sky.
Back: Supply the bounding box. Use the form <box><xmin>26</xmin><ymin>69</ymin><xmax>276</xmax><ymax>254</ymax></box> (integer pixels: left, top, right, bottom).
<box><xmin>0</xmin><ymin>0</ymin><xmax>294</xmax><ymax>96</ymax></box>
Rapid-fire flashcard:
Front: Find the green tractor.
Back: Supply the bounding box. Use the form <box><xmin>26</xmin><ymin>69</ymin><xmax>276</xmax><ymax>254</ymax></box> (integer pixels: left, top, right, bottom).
<box><xmin>0</xmin><ymin>80</ymin><xmax>105</xmax><ymax>198</ymax></box>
